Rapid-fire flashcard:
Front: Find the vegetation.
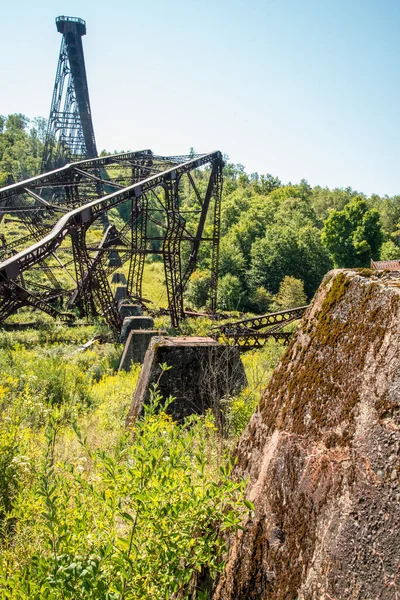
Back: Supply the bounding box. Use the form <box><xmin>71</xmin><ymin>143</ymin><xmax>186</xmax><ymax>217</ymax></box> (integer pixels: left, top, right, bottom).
<box><xmin>2</xmin><ymin>113</ymin><xmax>400</xmax><ymax>316</ymax></box>
<box><xmin>0</xmin><ymin>322</ymin><xmax>269</xmax><ymax>599</ymax></box>
<box><xmin>0</xmin><ymin>114</ymin><xmax>46</xmax><ymax>186</ymax></box>
<box><xmin>1</xmin><ymin>115</ymin><xmax>400</xmax><ymax>597</ymax></box>
<box><xmin>211</xmin><ymin>169</ymin><xmax>400</xmax><ymax>312</ymax></box>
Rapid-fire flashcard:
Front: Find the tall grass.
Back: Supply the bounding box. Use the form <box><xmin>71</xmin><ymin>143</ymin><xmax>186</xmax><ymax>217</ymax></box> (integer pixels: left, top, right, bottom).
<box><xmin>0</xmin><ymin>323</ymin><xmax>250</xmax><ymax>599</ymax></box>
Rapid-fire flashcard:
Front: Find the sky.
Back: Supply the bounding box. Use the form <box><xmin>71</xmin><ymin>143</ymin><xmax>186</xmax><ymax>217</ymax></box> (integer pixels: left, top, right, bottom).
<box><xmin>1</xmin><ymin>0</ymin><xmax>399</xmax><ymax>196</ymax></box>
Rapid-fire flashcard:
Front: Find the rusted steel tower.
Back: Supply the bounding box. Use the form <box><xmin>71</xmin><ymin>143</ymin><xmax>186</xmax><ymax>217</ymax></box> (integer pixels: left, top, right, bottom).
<box><xmin>41</xmin><ymin>16</ymin><xmax>97</xmax><ymax>172</ymax></box>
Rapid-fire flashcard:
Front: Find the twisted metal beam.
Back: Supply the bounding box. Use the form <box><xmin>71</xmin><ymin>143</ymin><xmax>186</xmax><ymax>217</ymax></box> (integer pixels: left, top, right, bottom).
<box><xmin>0</xmin><ymin>151</ymin><xmax>224</xmax><ymax>333</ymax></box>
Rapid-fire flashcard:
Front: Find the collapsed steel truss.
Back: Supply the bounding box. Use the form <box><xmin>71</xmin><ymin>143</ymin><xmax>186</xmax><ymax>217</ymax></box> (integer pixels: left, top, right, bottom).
<box><xmin>210</xmin><ymin>305</ymin><xmax>309</xmax><ymax>350</ymax></box>
<box><xmin>0</xmin><ymin>151</ymin><xmax>224</xmax><ymax>333</ymax></box>
<box><xmin>41</xmin><ymin>16</ymin><xmax>97</xmax><ymax>172</ymax></box>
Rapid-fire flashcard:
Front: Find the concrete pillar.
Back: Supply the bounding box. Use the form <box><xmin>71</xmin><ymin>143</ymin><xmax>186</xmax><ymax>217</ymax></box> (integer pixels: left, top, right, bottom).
<box><xmin>118</xmin><ymin>302</ymin><xmax>143</xmax><ymax>319</ymax></box>
<box><xmin>120</xmin><ymin>316</ymin><xmax>154</xmax><ymax>343</ymax></box>
<box><xmin>126</xmin><ymin>336</ymin><xmax>247</xmax><ymax>430</ymax></box>
<box><xmin>114</xmin><ymin>285</ymin><xmax>127</xmax><ymax>303</ymax></box>
<box><xmin>111</xmin><ymin>272</ymin><xmax>127</xmax><ymax>285</ymax></box>
<box><xmin>119</xmin><ymin>329</ymin><xmax>167</xmax><ymax>371</ymax></box>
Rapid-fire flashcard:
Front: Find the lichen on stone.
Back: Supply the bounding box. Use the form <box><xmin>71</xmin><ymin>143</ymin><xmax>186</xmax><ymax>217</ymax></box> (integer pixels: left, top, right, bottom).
<box><xmin>214</xmin><ymin>269</ymin><xmax>400</xmax><ymax>600</ymax></box>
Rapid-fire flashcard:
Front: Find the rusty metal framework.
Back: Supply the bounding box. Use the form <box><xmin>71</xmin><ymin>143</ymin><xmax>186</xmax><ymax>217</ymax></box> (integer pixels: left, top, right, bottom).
<box><xmin>0</xmin><ymin>151</ymin><xmax>224</xmax><ymax>334</ymax></box>
<box><xmin>41</xmin><ymin>16</ymin><xmax>97</xmax><ymax>172</ymax></box>
<box><xmin>210</xmin><ymin>306</ymin><xmax>309</xmax><ymax>350</ymax></box>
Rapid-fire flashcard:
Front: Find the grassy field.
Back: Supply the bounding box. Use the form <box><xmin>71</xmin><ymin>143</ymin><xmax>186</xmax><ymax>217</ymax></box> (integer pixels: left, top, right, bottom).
<box><xmin>0</xmin><ymin>316</ymin><xmax>285</xmax><ymax>599</ymax></box>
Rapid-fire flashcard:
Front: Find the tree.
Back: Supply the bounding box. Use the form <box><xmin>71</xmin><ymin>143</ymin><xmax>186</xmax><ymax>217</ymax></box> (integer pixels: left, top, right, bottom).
<box><xmin>322</xmin><ymin>196</ymin><xmax>383</xmax><ymax>267</ymax></box>
<box><xmin>0</xmin><ymin>113</ymin><xmax>46</xmax><ymax>183</ymax></box>
<box><xmin>253</xmin><ymin>173</ymin><xmax>281</xmax><ymax>195</ymax></box>
<box><xmin>185</xmin><ymin>271</ymin><xmax>211</xmax><ymax>309</ymax></box>
<box><xmin>249</xmin><ymin>226</ymin><xmax>300</xmax><ymax>295</ymax></box>
<box><xmin>249</xmin><ymin>287</ymin><xmax>274</xmax><ymax>313</ymax></box>
<box><xmin>311</xmin><ymin>186</ymin><xmax>360</xmax><ymax>222</ymax></box>
<box><xmin>249</xmin><ymin>224</ymin><xmax>331</xmax><ymax>299</ymax></box>
<box><xmin>380</xmin><ymin>240</ymin><xmax>400</xmax><ymax>261</ymax></box>
<box><xmin>218</xmin><ymin>274</ymin><xmax>244</xmax><ymax>311</ymax></box>
<box><xmin>218</xmin><ymin>236</ymin><xmax>246</xmax><ymax>279</ymax></box>
<box><xmin>275</xmin><ymin>276</ymin><xmax>307</xmax><ymax>309</ymax></box>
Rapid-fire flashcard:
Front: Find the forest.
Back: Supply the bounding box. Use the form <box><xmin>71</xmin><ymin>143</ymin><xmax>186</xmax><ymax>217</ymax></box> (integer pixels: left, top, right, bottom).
<box><xmin>1</xmin><ymin>113</ymin><xmax>400</xmax><ymax>315</ymax></box>
<box><xmin>0</xmin><ymin>114</ymin><xmax>399</xmax><ymax>598</ymax></box>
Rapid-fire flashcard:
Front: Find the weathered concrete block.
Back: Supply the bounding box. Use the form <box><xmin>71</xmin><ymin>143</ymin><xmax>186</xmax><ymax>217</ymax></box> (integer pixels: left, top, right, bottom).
<box><xmin>126</xmin><ymin>336</ymin><xmax>247</xmax><ymax>428</ymax></box>
<box><xmin>120</xmin><ymin>316</ymin><xmax>154</xmax><ymax>343</ymax></box>
<box><xmin>114</xmin><ymin>285</ymin><xmax>127</xmax><ymax>303</ymax></box>
<box><xmin>108</xmin><ymin>250</ymin><xmax>122</xmax><ymax>267</ymax></box>
<box><xmin>111</xmin><ymin>272</ymin><xmax>127</xmax><ymax>284</ymax></box>
<box><xmin>119</xmin><ymin>329</ymin><xmax>167</xmax><ymax>371</ymax></box>
<box><xmin>118</xmin><ymin>301</ymin><xmax>142</xmax><ymax>319</ymax></box>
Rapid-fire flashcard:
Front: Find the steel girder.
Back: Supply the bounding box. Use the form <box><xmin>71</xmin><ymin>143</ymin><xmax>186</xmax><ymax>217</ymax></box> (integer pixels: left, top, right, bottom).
<box><xmin>0</xmin><ymin>151</ymin><xmax>224</xmax><ymax>334</ymax></box>
<box><xmin>210</xmin><ymin>305</ymin><xmax>309</xmax><ymax>350</ymax></box>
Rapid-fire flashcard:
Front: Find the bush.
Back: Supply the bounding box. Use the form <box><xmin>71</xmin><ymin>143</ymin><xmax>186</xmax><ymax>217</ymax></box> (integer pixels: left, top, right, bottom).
<box><xmin>185</xmin><ymin>270</ymin><xmax>211</xmax><ymax>309</ymax></box>
<box><xmin>218</xmin><ymin>274</ymin><xmax>244</xmax><ymax>311</ymax></box>
<box><xmin>380</xmin><ymin>240</ymin><xmax>400</xmax><ymax>261</ymax></box>
<box><xmin>1</xmin><ymin>391</ymin><xmax>247</xmax><ymax>599</ymax></box>
<box><xmin>249</xmin><ymin>286</ymin><xmax>274</xmax><ymax>314</ymax></box>
<box><xmin>275</xmin><ymin>276</ymin><xmax>307</xmax><ymax>309</ymax></box>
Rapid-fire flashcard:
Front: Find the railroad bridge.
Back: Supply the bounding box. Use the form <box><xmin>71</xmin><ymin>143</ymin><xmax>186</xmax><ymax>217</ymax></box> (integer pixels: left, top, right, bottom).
<box><xmin>0</xmin><ymin>16</ymin><xmax>306</xmax><ymax>345</ymax></box>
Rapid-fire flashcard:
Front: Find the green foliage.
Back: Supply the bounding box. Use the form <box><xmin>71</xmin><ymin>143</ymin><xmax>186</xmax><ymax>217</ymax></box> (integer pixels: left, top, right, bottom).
<box><xmin>275</xmin><ymin>276</ymin><xmax>307</xmax><ymax>309</ymax></box>
<box><xmin>218</xmin><ymin>236</ymin><xmax>246</xmax><ymax>279</ymax></box>
<box><xmin>380</xmin><ymin>240</ymin><xmax>400</xmax><ymax>261</ymax></box>
<box><xmin>311</xmin><ymin>186</ymin><xmax>360</xmax><ymax>222</ymax></box>
<box><xmin>218</xmin><ymin>274</ymin><xmax>244</xmax><ymax>311</ymax></box>
<box><xmin>369</xmin><ymin>195</ymin><xmax>400</xmax><ymax>235</ymax></box>
<box><xmin>0</xmin><ymin>322</ymin><xmax>249</xmax><ymax>598</ymax></box>
<box><xmin>0</xmin><ymin>418</ymin><xmax>30</xmax><ymax>526</ymax></box>
<box><xmin>249</xmin><ymin>224</ymin><xmax>332</xmax><ymax>299</ymax></box>
<box><xmin>0</xmin><ymin>114</ymin><xmax>46</xmax><ymax>183</ymax></box>
<box><xmin>248</xmin><ymin>287</ymin><xmax>274</xmax><ymax>314</ymax></box>
<box><xmin>0</xmin><ymin>397</ymin><xmax>246</xmax><ymax>599</ymax></box>
<box><xmin>322</xmin><ymin>196</ymin><xmax>383</xmax><ymax>267</ymax></box>
<box><xmin>185</xmin><ymin>270</ymin><xmax>211</xmax><ymax>309</ymax></box>
<box><xmin>215</xmin><ymin>178</ymin><xmax>333</xmax><ymax>310</ymax></box>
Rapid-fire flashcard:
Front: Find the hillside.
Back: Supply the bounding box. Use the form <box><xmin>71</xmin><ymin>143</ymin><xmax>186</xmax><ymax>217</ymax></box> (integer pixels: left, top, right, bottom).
<box><xmin>1</xmin><ymin>115</ymin><xmax>400</xmax><ymax>598</ymax></box>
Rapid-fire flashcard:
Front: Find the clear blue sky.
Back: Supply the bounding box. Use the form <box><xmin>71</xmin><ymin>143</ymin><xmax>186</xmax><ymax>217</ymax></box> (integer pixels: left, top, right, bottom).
<box><xmin>1</xmin><ymin>0</ymin><xmax>399</xmax><ymax>196</ymax></box>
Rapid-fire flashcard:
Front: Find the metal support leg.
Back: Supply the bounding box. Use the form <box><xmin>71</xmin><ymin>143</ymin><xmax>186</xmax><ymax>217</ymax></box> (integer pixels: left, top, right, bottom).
<box><xmin>163</xmin><ymin>177</ymin><xmax>185</xmax><ymax>328</ymax></box>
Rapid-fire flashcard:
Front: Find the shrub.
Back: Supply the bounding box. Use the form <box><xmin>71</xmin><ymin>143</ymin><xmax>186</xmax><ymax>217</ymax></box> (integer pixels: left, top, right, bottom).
<box><xmin>185</xmin><ymin>270</ymin><xmax>211</xmax><ymax>309</ymax></box>
<box><xmin>1</xmin><ymin>391</ymin><xmax>247</xmax><ymax>599</ymax></box>
<box><xmin>218</xmin><ymin>274</ymin><xmax>244</xmax><ymax>311</ymax></box>
<box><xmin>249</xmin><ymin>286</ymin><xmax>274</xmax><ymax>314</ymax></box>
<box><xmin>275</xmin><ymin>276</ymin><xmax>307</xmax><ymax>309</ymax></box>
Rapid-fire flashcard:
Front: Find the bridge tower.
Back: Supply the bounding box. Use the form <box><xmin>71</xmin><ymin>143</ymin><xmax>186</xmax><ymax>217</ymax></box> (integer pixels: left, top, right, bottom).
<box><xmin>41</xmin><ymin>16</ymin><xmax>98</xmax><ymax>172</ymax></box>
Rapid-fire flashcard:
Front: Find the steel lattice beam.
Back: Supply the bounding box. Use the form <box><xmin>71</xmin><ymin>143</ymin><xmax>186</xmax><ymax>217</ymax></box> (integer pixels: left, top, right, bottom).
<box><xmin>210</xmin><ymin>305</ymin><xmax>309</xmax><ymax>350</ymax></box>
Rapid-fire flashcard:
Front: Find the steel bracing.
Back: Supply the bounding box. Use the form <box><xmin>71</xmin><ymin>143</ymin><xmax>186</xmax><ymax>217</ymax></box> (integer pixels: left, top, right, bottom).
<box><xmin>41</xmin><ymin>16</ymin><xmax>97</xmax><ymax>172</ymax></box>
<box><xmin>0</xmin><ymin>151</ymin><xmax>224</xmax><ymax>334</ymax></box>
<box><xmin>210</xmin><ymin>305</ymin><xmax>309</xmax><ymax>350</ymax></box>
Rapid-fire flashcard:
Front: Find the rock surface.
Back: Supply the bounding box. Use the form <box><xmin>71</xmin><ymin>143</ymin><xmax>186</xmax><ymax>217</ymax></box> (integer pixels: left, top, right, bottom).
<box><xmin>214</xmin><ymin>269</ymin><xmax>400</xmax><ymax>600</ymax></box>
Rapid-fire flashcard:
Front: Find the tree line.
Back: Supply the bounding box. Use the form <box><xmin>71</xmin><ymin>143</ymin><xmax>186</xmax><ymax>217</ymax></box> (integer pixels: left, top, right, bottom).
<box><xmin>187</xmin><ymin>158</ymin><xmax>400</xmax><ymax>312</ymax></box>
<box><xmin>1</xmin><ymin>114</ymin><xmax>399</xmax><ymax>313</ymax></box>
